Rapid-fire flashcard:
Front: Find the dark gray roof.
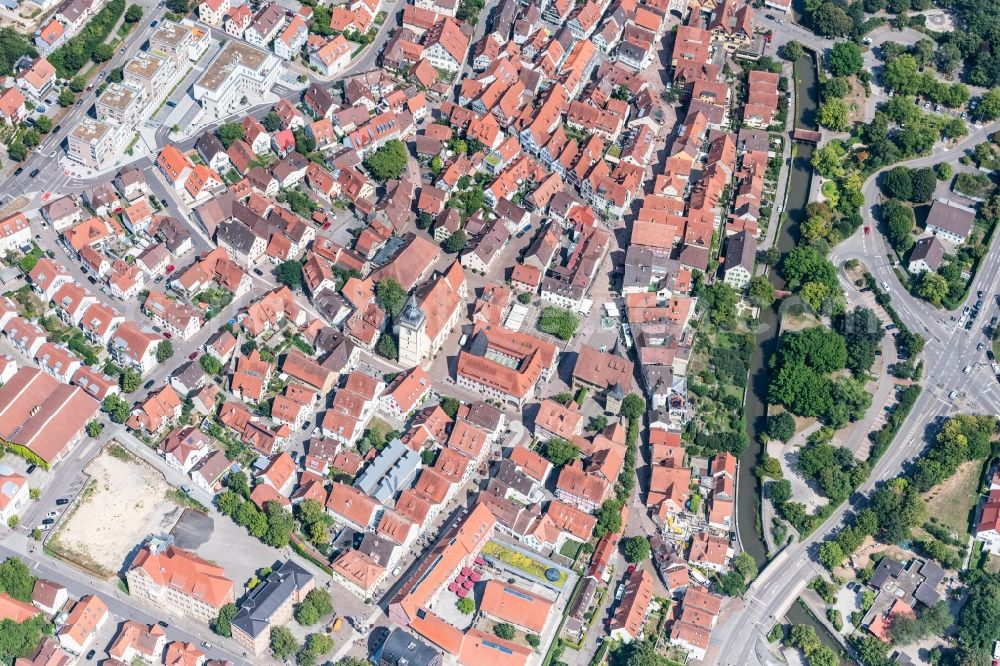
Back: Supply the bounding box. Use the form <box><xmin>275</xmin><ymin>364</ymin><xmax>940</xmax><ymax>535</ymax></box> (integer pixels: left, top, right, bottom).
<box><xmin>358</xmin><ymin>535</ymin><xmax>397</xmax><ymax>568</ymax></box>
<box><xmin>379</xmin><ymin>628</ymin><xmax>441</xmax><ymax>666</ymax></box>
<box><xmin>908</xmin><ymin>236</ymin><xmax>945</xmax><ymax>270</ymax></box>
<box><xmin>196</xmin><ymin>132</ymin><xmax>227</xmax><ymax>162</ymax></box>
<box><xmin>231</xmin><ymin>560</ymin><xmax>313</xmax><ymax>638</ymax></box>
<box><xmin>216</xmin><ymin>220</ymin><xmax>260</xmax><ymax>254</ymax></box>
<box><xmin>869</xmin><ymin>558</ymin><xmax>903</xmax><ymax>590</ymax></box>
<box><xmin>461</xmin><ymin>401</ymin><xmax>504</xmax><ymax>432</ymax></box>
<box><xmin>495</xmin><ymin>459</ymin><xmax>535</xmax><ymax>498</ymax></box>
<box><xmin>724</xmin><ymin>230</ymin><xmax>756</xmax><ymax>274</ymax></box>
<box><xmin>926</xmin><ymin>198</ymin><xmax>975</xmax><ymax>238</ymax></box>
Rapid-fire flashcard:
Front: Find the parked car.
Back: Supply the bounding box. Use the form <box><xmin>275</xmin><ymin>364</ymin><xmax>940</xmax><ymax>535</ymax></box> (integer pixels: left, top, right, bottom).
<box><xmin>949</xmin><ymin>390</ymin><xmax>959</xmax><ymax>400</ymax></box>
<box><xmin>188</xmin><ymin>352</ymin><xmax>197</xmax><ymax>360</ymax></box>
<box><xmin>964</xmin><ymin>365</ymin><xmax>973</xmax><ymax>374</ymax></box>
<box><xmin>163</xmin><ymin>331</ymin><xmax>172</xmax><ymax>339</ymax></box>
<box><xmin>85</xmin><ymin>650</ymin><xmax>95</xmax><ymax>660</ymax></box>
<box><xmin>143</xmin><ymin>380</ymin><xmax>155</xmax><ymax>389</ymax></box>
<box><xmin>26</xmin><ymin>464</ymin><xmax>36</xmax><ymax>474</ymax></box>
<box><xmin>881</xmin><ymin>281</ymin><xmax>890</xmax><ymax>291</ymax></box>
<box><xmin>55</xmin><ymin>498</ymin><xmax>69</xmax><ymax>506</ymax></box>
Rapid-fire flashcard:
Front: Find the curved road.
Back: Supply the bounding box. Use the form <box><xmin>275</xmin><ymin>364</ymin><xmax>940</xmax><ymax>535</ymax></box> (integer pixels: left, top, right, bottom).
<box><xmin>715</xmin><ymin>120</ymin><xmax>1000</xmax><ymax>665</ymax></box>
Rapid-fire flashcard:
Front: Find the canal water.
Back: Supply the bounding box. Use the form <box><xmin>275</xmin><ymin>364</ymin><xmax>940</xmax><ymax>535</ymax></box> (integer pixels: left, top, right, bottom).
<box><xmin>735</xmin><ymin>51</ymin><xmax>818</xmax><ymax>566</ymax></box>
<box><xmin>731</xmin><ymin>50</ymin><xmax>851</xmax><ymax>660</ymax></box>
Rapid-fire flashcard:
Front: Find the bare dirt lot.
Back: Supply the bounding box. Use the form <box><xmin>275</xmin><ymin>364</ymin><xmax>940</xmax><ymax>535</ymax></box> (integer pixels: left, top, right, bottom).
<box><xmin>48</xmin><ymin>444</ymin><xmax>181</xmax><ymax>578</ymax></box>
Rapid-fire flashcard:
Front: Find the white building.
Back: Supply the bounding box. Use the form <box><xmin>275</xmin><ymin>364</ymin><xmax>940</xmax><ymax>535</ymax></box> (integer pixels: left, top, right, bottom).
<box><xmin>192</xmin><ymin>40</ymin><xmax>282</xmax><ymax>118</ymax></box>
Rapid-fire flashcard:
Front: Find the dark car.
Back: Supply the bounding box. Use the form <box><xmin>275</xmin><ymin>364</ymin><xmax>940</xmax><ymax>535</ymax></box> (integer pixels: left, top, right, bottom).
<box><xmin>87</xmin><ymin>275</ymin><xmax>97</xmax><ymax>284</ymax></box>
<box><xmin>161</xmin><ymin>198</ymin><xmax>168</xmax><ymax>207</ymax></box>
<box><xmin>55</xmin><ymin>498</ymin><xmax>69</xmax><ymax>505</ymax></box>
<box><xmin>157</xmin><ymin>620</ymin><xmax>168</xmax><ymax>628</ymax></box>
<box><xmin>42</xmin><ymin>518</ymin><xmax>54</xmax><ymax>525</ymax></box>
<box><xmin>189</xmin><ymin>352</ymin><xmax>197</xmax><ymax>360</ymax></box>
<box><xmin>52</xmin><ymin>125</ymin><xmax>61</xmax><ymax>133</ymax></box>
<box><xmin>26</xmin><ymin>464</ymin><xmax>36</xmax><ymax>474</ymax></box>
<box><xmin>13</xmin><ymin>167</ymin><xmax>22</xmax><ymax>176</ymax></box>
<box><xmin>28</xmin><ymin>169</ymin><xmax>39</xmax><ymax>178</ymax></box>
<box><xmin>86</xmin><ymin>650</ymin><xmax>95</xmax><ymax>660</ymax></box>
<box><xmin>143</xmin><ymin>380</ymin><xmax>155</xmax><ymax>389</ymax></box>
<box><xmin>253</xmin><ymin>268</ymin><xmax>264</xmax><ymax>276</ymax></box>
<box><xmin>765</xmin><ymin>13</ymin><xmax>776</xmax><ymax>19</ymax></box>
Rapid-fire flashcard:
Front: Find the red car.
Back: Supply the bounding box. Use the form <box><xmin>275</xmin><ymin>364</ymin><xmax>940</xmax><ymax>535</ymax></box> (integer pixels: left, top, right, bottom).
<box><xmin>322</xmin><ymin>221</ymin><xmax>332</xmax><ymax>230</ymax></box>
<box><xmin>627</xmin><ymin>563</ymin><xmax>636</xmax><ymax>575</ymax></box>
<box><xmin>163</xmin><ymin>331</ymin><xmax>172</xmax><ymax>339</ymax></box>
<box><xmin>864</xmin><ymin>226</ymin><xmax>870</xmax><ymax>235</ymax></box>
<box><xmin>166</xmin><ymin>265</ymin><xmax>175</xmax><ymax>273</ymax></box>
<box><xmin>188</xmin><ymin>352</ymin><xmax>197</xmax><ymax>360</ymax></box>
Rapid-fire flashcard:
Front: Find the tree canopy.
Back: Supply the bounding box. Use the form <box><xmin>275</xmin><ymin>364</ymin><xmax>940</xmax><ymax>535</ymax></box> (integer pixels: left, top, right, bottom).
<box><xmin>827</xmin><ymin>41</ymin><xmax>863</xmax><ymax>77</ymax></box>
<box><xmin>376</xmin><ymin>278</ymin><xmax>408</xmax><ymax>317</ymax></box>
<box><xmin>363</xmin><ymin>139</ymin><xmax>408</xmax><ymax>182</ymax></box>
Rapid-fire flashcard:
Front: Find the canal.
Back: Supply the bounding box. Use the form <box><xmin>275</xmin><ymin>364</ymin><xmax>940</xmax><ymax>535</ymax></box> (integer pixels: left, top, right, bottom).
<box><xmin>735</xmin><ymin>51</ymin><xmax>819</xmax><ymax>566</ymax></box>
<box><xmin>732</xmin><ymin>49</ymin><xmax>850</xmax><ymax>660</ymax></box>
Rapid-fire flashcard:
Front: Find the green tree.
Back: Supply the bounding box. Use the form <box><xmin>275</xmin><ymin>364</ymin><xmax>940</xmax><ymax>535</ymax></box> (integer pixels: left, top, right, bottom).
<box><xmin>909</xmin><ymin>167</ymin><xmax>937</xmax><ymax>202</ymax></box>
<box><xmin>782</xmin><ymin>40</ymin><xmax>804</xmax><ymax>61</ymax></box>
<box><xmin>827</xmin><ymin>41</ymin><xmax>863</xmax><ymax>76</ymax></box>
<box><xmin>883</xmin><ymin>54</ymin><xmax>921</xmax><ymax>94</ymax></box>
<box><xmin>443</xmin><ymin>229</ymin><xmax>467</xmax><ymax>253</ymax></box>
<box><xmin>623</xmin><ymin>536</ymin><xmax>650</xmax><ymax>563</ymax></box>
<box><xmin>732</xmin><ymin>551</ymin><xmax>757</xmax><ymax>581</ymax></box>
<box><xmin>457</xmin><ymin>597</ymin><xmax>475</xmax><ymax>614</ymax></box>
<box><xmin>270</xmin><ymin>626</ymin><xmax>298</xmax><ymax>660</ymax></box>
<box><xmin>35</xmin><ymin>116</ymin><xmax>52</xmax><ymax>134</ymax></box>
<box><xmin>120</xmin><ymin>369</ymin><xmax>141</xmax><ymax>393</ymax></box>
<box><xmin>102</xmin><ymin>394</ymin><xmax>129</xmax><ymax>423</ymax></box>
<box><xmin>0</xmin><ymin>558</ymin><xmax>34</xmax><ymax>601</ymax></box>
<box><xmin>935</xmin><ymin>163</ymin><xmax>953</xmax><ymax>180</ymax></box>
<box><xmin>818</xmin><ymin>542</ymin><xmax>844</xmax><ymax>569</ymax></box>
<box><xmin>156</xmin><ymin>340</ymin><xmax>174</xmax><ymax>363</ymax></box>
<box><xmin>823</xmin><ymin>77</ymin><xmax>851</xmax><ymax>101</ymax></box>
<box><xmin>376</xmin><ymin>278</ymin><xmax>408</xmax><ymax>317</ymax></box>
<box><xmin>621</xmin><ymin>393</ymin><xmax>645</xmax><ymax>420</ymax></box>
<box><xmin>976</xmin><ymin>88</ymin><xmax>1000</xmax><ymax>122</ymax></box>
<box><xmin>363</xmin><ymin>139</ymin><xmax>408</xmax><ymax>182</ymax></box>
<box><xmin>211</xmin><ymin>603</ymin><xmax>237</xmax><ymax>637</ymax></box>
<box><xmin>593</xmin><ymin>499</ymin><xmax>623</xmax><ymax>538</ymax></box>
<box><xmin>538</xmin><ymin>307</ymin><xmax>579</xmax><ymax>340</ymax></box>
<box><xmin>92</xmin><ymin>43</ymin><xmax>113</xmax><ymax>62</ymax></box>
<box><xmin>298</xmin><ymin>633</ymin><xmax>335</xmax><ymax>666</ymax></box>
<box><xmin>199</xmin><ymin>354</ymin><xmax>222</xmax><ymax>375</ymax></box>
<box><xmin>6</xmin><ymin>141</ymin><xmax>25</xmax><ymax>162</ymax></box>
<box><xmin>747</xmin><ymin>275</ymin><xmax>776</xmax><ymax>308</ymax></box>
<box><xmin>376</xmin><ymin>333</ymin><xmax>398</xmax><ymax>360</ymax></box>
<box><xmin>217</xmin><ymin>122</ymin><xmax>244</xmax><ymax>148</ymax></box>
<box><xmin>439</xmin><ymin>396</ymin><xmax>461</xmax><ymax>418</ymax></box>
<box><xmin>916</xmin><ymin>272</ymin><xmax>949</xmax><ymax>305</ymax></box>
<box><xmin>124</xmin><ymin>3</ymin><xmax>143</xmax><ymax>21</ymax></box>
<box><xmin>493</xmin><ymin>623</ymin><xmax>516</xmax><ymax>640</ymax></box>
<box><xmin>295</xmin><ymin>588</ymin><xmax>332</xmax><ymax>625</ymax></box>
<box><xmin>58</xmin><ymin>89</ymin><xmax>75</xmax><ymax>107</ymax></box>
<box><xmin>818</xmin><ymin>99</ymin><xmax>850</xmax><ymax>131</ymax></box>
<box><xmin>882</xmin><ymin>166</ymin><xmax>913</xmax><ymax>201</ymax></box>
<box><xmin>541</xmin><ymin>437</ymin><xmax>580</xmax><ymax>467</ymax></box>
<box><xmin>703</xmin><ymin>282</ymin><xmax>739</xmax><ymax>327</ymax></box>
<box><xmin>883</xmin><ymin>200</ymin><xmax>914</xmax><ymax>253</ymax></box>
<box><xmin>68</xmin><ymin>76</ymin><xmax>85</xmax><ymax>92</ymax></box>
<box><xmin>766</xmin><ymin>412</ymin><xmax>796</xmax><ymax>442</ymax></box>
<box><xmin>262</xmin><ymin>501</ymin><xmax>295</xmax><ymax>548</ymax></box>
<box><xmin>262</xmin><ymin>111</ymin><xmax>282</xmax><ymax>132</ymax></box>
<box><xmin>276</xmin><ymin>260</ymin><xmax>304</xmax><ymax>290</ymax></box>
<box><xmin>86</xmin><ymin>420</ymin><xmax>102</xmax><ymax>438</ymax></box>
<box><xmin>811</xmin><ymin>2</ymin><xmax>853</xmax><ymax>37</ymax></box>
